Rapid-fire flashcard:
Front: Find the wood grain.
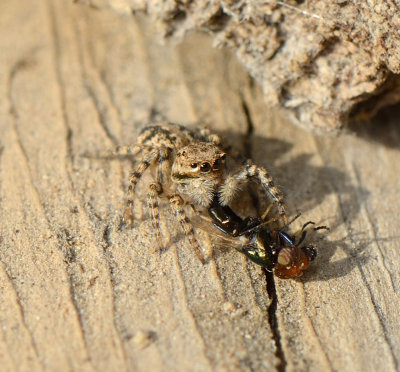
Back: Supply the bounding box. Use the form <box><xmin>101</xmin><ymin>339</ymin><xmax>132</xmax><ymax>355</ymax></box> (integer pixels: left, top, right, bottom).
<box><xmin>0</xmin><ymin>1</ymin><xmax>399</xmax><ymax>371</ymax></box>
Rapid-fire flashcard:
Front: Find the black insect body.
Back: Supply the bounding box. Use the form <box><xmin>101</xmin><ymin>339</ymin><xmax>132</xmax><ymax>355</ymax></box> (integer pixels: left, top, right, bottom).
<box><xmin>207</xmin><ymin>199</ymin><xmax>324</xmax><ymax>278</ymax></box>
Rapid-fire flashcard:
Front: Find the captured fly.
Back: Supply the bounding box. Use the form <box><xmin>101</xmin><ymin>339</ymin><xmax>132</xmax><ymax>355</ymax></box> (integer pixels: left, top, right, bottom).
<box><xmin>204</xmin><ymin>199</ymin><xmax>328</xmax><ymax>278</ymax></box>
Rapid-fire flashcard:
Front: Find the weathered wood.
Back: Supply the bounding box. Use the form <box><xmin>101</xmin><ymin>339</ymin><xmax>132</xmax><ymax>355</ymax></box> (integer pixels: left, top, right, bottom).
<box><xmin>0</xmin><ymin>1</ymin><xmax>399</xmax><ymax>371</ymax></box>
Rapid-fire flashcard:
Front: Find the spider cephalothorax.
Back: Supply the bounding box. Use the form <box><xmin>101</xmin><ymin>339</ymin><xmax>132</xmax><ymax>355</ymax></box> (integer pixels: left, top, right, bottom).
<box><xmin>172</xmin><ymin>143</ymin><xmax>227</xmax><ymax>206</ymax></box>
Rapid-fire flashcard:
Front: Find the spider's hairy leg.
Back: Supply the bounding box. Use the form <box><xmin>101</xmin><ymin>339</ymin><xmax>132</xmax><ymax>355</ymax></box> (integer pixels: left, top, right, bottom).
<box><xmin>83</xmin><ymin>144</ymin><xmax>142</xmax><ymax>159</ymax></box>
<box><xmin>260</xmin><ymin>202</ymin><xmax>284</xmax><ymax>227</ymax></box>
<box><xmin>250</xmin><ymin>162</ymin><xmax>288</xmax><ymax>222</ymax></box>
<box><xmin>156</xmin><ymin>147</ymin><xmax>172</xmax><ymax>186</ymax></box>
<box><xmin>146</xmin><ymin>148</ymin><xmax>172</xmax><ymax>251</ymax></box>
<box><xmin>110</xmin><ymin>144</ymin><xmax>142</xmax><ymax>157</ymax></box>
<box><xmin>261</xmin><ymin>203</ymin><xmax>274</xmax><ymax>222</ymax></box>
<box><xmin>122</xmin><ymin>148</ymin><xmax>159</xmax><ymax>227</ymax></box>
<box><xmin>261</xmin><ymin>203</ymin><xmax>293</xmax><ymax>228</ymax></box>
<box><xmin>169</xmin><ymin>194</ymin><xmax>205</xmax><ymax>263</ymax></box>
<box><xmin>147</xmin><ymin>182</ymin><xmax>164</xmax><ymax>252</ymax></box>
<box><xmin>127</xmin><ymin>148</ymin><xmax>159</xmax><ymax>203</ymax></box>
<box><xmin>219</xmin><ymin>160</ymin><xmax>287</xmax><ymax>222</ymax></box>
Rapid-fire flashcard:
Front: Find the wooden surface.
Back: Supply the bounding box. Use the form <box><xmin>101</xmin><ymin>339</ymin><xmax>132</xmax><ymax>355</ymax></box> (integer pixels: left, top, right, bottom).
<box><xmin>1</xmin><ymin>1</ymin><xmax>400</xmax><ymax>371</ymax></box>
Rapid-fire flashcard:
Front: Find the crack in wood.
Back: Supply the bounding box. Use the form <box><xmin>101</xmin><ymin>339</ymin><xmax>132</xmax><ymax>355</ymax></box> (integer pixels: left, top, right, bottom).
<box><xmin>241</xmin><ymin>93</ymin><xmax>287</xmax><ymax>371</ymax></box>
<box><xmin>101</xmin><ymin>224</ymin><xmax>130</xmax><ymax>367</ymax></box>
<box><xmin>1</xmin><ymin>263</ymin><xmax>41</xmax><ymax>360</ymax></box>
<box><xmin>266</xmin><ymin>270</ymin><xmax>286</xmax><ymax>372</ymax></box>
<box><xmin>240</xmin><ymin>94</ymin><xmax>254</xmax><ymax>160</ymax></box>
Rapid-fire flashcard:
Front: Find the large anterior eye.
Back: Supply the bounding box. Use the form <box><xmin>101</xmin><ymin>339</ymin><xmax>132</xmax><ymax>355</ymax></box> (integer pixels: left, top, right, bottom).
<box><xmin>213</xmin><ymin>159</ymin><xmax>221</xmax><ymax>170</ymax></box>
<box><xmin>213</xmin><ymin>154</ymin><xmax>226</xmax><ymax>170</ymax></box>
<box><xmin>200</xmin><ymin>162</ymin><xmax>211</xmax><ymax>172</ymax></box>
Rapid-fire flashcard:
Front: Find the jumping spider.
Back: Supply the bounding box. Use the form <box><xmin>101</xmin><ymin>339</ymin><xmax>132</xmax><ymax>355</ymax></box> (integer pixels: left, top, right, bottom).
<box><xmin>111</xmin><ymin>122</ymin><xmax>287</xmax><ymax>262</ymax></box>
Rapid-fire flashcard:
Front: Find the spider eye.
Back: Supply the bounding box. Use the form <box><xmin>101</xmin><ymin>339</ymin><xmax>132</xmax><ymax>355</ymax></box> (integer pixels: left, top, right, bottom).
<box><xmin>190</xmin><ymin>163</ymin><xmax>198</xmax><ymax>169</ymax></box>
<box><xmin>200</xmin><ymin>162</ymin><xmax>211</xmax><ymax>172</ymax></box>
<box><xmin>220</xmin><ymin>153</ymin><xmax>226</xmax><ymax>160</ymax></box>
<box><xmin>213</xmin><ymin>159</ymin><xmax>221</xmax><ymax>170</ymax></box>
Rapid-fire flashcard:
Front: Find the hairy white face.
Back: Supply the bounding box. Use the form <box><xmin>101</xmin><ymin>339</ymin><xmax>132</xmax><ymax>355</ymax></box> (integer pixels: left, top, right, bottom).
<box><xmin>171</xmin><ymin>143</ymin><xmax>226</xmax><ymax>184</ymax></box>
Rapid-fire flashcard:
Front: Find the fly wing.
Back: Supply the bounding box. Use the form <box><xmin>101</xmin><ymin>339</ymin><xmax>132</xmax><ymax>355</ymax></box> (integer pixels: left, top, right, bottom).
<box><xmin>191</xmin><ymin>212</ymin><xmax>247</xmax><ymax>252</ymax></box>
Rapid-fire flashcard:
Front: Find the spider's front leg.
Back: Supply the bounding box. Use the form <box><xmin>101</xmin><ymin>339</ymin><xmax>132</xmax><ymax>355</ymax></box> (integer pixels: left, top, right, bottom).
<box><xmin>169</xmin><ymin>194</ymin><xmax>205</xmax><ymax>263</ymax></box>
<box><xmin>219</xmin><ymin>160</ymin><xmax>287</xmax><ymax>223</ymax></box>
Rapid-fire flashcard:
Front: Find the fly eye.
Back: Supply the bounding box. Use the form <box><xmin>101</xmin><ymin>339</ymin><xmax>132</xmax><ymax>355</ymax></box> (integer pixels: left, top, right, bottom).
<box><xmin>200</xmin><ymin>162</ymin><xmax>211</xmax><ymax>172</ymax></box>
<box><xmin>302</xmin><ymin>246</ymin><xmax>317</xmax><ymax>261</ymax></box>
<box><xmin>190</xmin><ymin>163</ymin><xmax>198</xmax><ymax>169</ymax></box>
